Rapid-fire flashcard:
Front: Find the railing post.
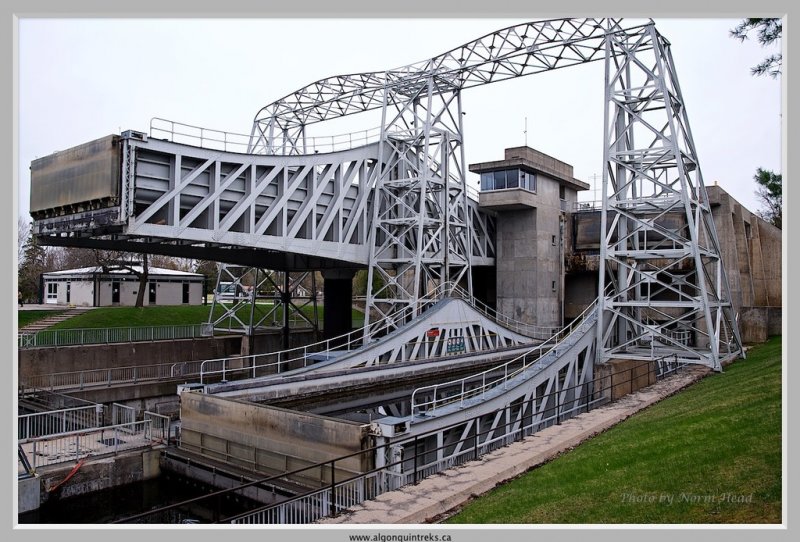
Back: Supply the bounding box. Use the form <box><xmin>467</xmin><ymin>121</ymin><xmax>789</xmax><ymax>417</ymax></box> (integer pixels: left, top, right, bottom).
<box><xmin>474</xmin><ymin>418</ymin><xmax>480</xmax><ymax>460</ymax></box>
<box><xmin>329</xmin><ymin>460</ymin><xmax>337</xmax><ymax>517</ymax></box>
<box><xmin>413</xmin><ymin>436</ymin><xmax>419</xmax><ymax>485</ymax></box>
<box><xmin>556</xmin><ymin>389</ymin><xmax>561</xmax><ymax>425</ymax></box>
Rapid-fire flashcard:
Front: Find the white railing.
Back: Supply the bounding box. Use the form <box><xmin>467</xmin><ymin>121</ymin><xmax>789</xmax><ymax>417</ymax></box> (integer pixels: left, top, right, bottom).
<box><xmin>151</xmin><ymin>118</ymin><xmax>414</xmax><ymax>155</ymax></box>
<box><xmin>409</xmin><ymin>296</ymin><xmax>599</xmax><ymax>416</ymax></box>
<box><xmin>144</xmin><ymin>411</ymin><xmax>171</xmax><ymax>443</ymax></box>
<box><xmin>18</xmin><ymin>405</ymin><xmax>104</xmax><ymax>441</ymax></box>
<box><xmin>24</xmin><ymin>420</ymin><xmax>158</xmax><ymax>469</ymax></box>
<box><xmin>22</xmin><ymin>360</ymin><xmax>197</xmax><ymax>393</ymax></box>
<box><xmin>112</xmin><ymin>403</ymin><xmax>136</xmax><ymax>426</ymax></box>
<box><xmin>18</xmin><ymin>324</ymin><xmax>210</xmax><ymax>349</ymax></box>
<box><xmin>231</xmin><ymin>471</ymin><xmax>383</xmax><ymax>525</ymax></box>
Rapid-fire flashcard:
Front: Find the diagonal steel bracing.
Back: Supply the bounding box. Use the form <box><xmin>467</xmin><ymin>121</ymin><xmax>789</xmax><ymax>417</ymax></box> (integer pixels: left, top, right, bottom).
<box><xmin>597</xmin><ymin>22</ymin><xmax>743</xmax><ymax>371</ymax></box>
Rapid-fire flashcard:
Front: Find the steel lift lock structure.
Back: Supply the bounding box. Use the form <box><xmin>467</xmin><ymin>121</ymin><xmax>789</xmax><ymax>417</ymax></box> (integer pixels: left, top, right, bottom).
<box><xmin>28</xmin><ymin>18</ymin><xmax>744</xmax><ymax>522</ymax></box>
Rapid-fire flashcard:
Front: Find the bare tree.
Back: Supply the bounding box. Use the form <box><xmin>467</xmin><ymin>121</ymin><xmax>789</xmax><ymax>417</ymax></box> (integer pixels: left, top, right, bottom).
<box><xmin>95</xmin><ymin>251</ymin><xmax>150</xmax><ymax>308</ymax></box>
<box><xmin>17</xmin><ymin>216</ymin><xmax>30</xmax><ymax>264</ymax></box>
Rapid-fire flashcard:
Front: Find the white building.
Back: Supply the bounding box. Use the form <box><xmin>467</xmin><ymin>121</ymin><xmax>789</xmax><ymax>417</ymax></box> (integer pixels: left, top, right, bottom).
<box><xmin>41</xmin><ymin>265</ymin><xmax>205</xmax><ymax>307</ymax></box>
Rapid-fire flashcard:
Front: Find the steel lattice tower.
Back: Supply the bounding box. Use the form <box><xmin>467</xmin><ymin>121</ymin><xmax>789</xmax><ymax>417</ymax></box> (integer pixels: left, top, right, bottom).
<box><xmin>364</xmin><ymin>76</ymin><xmax>472</xmax><ymax>335</ymax></box>
<box><xmin>596</xmin><ymin>22</ymin><xmax>743</xmax><ymax>370</ymax></box>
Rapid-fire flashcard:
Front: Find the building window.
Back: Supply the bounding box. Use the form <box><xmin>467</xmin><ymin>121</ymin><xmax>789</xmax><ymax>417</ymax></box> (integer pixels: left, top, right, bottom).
<box><xmin>149</xmin><ymin>282</ymin><xmax>157</xmax><ymax>305</ymax></box>
<box><xmin>182</xmin><ymin>283</ymin><xmax>190</xmax><ymax>304</ymax></box>
<box><xmin>481</xmin><ymin>169</ymin><xmax>536</xmax><ymax>192</ymax></box>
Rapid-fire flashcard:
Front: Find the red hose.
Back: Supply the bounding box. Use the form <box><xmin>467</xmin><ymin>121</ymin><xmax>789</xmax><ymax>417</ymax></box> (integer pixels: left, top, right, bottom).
<box><xmin>48</xmin><ymin>456</ymin><xmax>88</xmax><ymax>493</ymax></box>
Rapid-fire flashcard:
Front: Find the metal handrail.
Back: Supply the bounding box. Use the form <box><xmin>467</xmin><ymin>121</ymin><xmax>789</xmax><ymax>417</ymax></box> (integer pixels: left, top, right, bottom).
<box><xmin>24</xmin><ymin>419</ymin><xmax>158</xmax><ymax>469</ymax></box>
<box><xmin>18</xmin><ymin>404</ymin><xmax>104</xmax><ymax>441</ymax></box>
<box><xmin>18</xmin><ymin>323</ymin><xmax>209</xmax><ymax>349</ymax></box>
<box><xmin>151</xmin><ymin>118</ymin><xmax>415</xmax><ymax>155</ymax></box>
<box><xmin>410</xmin><ymin>296</ymin><xmax>600</xmax><ymax>416</ymax></box>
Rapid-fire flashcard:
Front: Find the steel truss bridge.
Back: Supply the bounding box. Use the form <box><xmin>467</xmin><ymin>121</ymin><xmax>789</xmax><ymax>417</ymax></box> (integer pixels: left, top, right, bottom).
<box><xmin>33</xmin><ymin>17</ymin><xmax>742</xmax><ymax>372</ymax></box>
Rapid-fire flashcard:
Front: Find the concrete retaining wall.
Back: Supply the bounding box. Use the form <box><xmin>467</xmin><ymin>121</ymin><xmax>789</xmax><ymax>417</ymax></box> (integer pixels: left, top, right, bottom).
<box><xmin>595</xmin><ymin>360</ymin><xmax>657</xmax><ymax>401</ymax></box>
<box><xmin>179</xmin><ymin>392</ymin><xmax>372</xmax><ymax>487</ymax></box>
<box><xmin>19</xmin><ymin>335</ymin><xmax>243</xmax><ymax>381</ymax></box>
<box><xmin>19</xmin><ymin>330</ymin><xmax>319</xmax><ymax>382</ymax></box>
<box><xmin>22</xmin><ymin>449</ymin><xmax>162</xmax><ymax>510</ymax></box>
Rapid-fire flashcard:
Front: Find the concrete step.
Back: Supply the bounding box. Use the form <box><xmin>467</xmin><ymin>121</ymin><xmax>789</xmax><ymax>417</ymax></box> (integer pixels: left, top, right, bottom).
<box><xmin>19</xmin><ymin>307</ymin><xmax>94</xmax><ymax>335</ymax></box>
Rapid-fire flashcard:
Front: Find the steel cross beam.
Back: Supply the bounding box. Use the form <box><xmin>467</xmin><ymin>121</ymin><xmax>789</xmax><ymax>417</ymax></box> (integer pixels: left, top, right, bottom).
<box><xmin>596</xmin><ymin>23</ymin><xmax>743</xmax><ymax>371</ymax></box>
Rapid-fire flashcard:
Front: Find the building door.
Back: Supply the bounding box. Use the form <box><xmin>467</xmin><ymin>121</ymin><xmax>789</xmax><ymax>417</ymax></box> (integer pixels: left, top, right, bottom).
<box><xmin>66</xmin><ymin>283</ymin><xmax>71</xmax><ymax>304</ymax></box>
<box><xmin>46</xmin><ymin>283</ymin><xmax>58</xmax><ymax>304</ymax></box>
<box><xmin>182</xmin><ymin>282</ymin><xmax>190</xmax><ymax>304</ymax></box>
<box><xmin>112</xmin><ymin>281</ymin><xmax>120</xmax><ymax>304</ymax></box>
<box><xmin>149</xmin><ymin>282</ymin><xmax>157</xmax><ymax>305</ymax></box>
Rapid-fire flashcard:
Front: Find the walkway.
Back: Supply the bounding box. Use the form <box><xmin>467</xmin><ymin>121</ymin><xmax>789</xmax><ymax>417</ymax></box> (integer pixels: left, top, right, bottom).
<box><xmin>318</xmin><ymin>365</ymin><xmax>711</xmax><ymax>524</ymax></box>
<box><xmin>18</xmin><ymin>306</ymin><xmax>94</xmax><ymax>334</ymax></box>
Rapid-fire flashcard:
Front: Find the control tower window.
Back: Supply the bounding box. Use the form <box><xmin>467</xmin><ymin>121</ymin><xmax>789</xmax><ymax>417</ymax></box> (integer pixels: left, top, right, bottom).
<box><xmin>480</xmin><ymin>169</ymin><xmax>536</xmax><ymax>192</ymax></box>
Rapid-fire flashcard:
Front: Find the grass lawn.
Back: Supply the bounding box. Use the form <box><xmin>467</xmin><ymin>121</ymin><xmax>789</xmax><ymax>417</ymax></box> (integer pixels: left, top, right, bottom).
<box><xmin>18</xmin><ymin>310</ymin><xmax>65</xmax><ymax>329</ymax></box>
<box><xmin>43</xmin><ymin>303</ymin><xmax>364</xmax><ymax>330</ymax></box>
<box><xmin>446</xmin><ymin>337</ymin><xmax>782</xmax><ymax>524</ymax></box>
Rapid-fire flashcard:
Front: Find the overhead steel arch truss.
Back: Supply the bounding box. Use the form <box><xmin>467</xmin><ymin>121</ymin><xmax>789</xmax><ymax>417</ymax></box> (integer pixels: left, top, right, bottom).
<box><xmin>247</xmin><ymin>17</ymin><xmax>742</xmax><ymax>367</ymax></box>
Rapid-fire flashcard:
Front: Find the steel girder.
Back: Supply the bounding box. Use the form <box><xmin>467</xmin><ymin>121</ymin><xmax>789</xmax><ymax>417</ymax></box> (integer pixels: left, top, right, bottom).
<box><xmin>294</xmin><ymin>297</ymin><xmax>535</xmax><ymax>370</ymax></box>
<box><xmin>208</xmin><ymin>264</ymin><xmax>318</xmax><ymax>338</ymax></box>
<box><xmin>597</xmin><ymin>23</ymin><xmax>743</xmax><ymax>371</ymax></box>
<box><xmin>124</xmin><ymin>137</ymin><xmax>378</xmax><ymax>266</ymax></box>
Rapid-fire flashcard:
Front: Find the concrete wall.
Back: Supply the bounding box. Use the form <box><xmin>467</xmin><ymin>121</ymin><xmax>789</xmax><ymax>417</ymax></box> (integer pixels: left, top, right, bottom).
<box><xmin>30</xmin><ymin>449</ymin><xmax>161</xmax><ymax>506</ymax></box>
<box><xmin>19</xmin><ymin>335</ymin><xmax>244</xmax><ymax>381</ymax></box>
<box><xmin>179</xmin><ymin>392</ymin><xmax>371</xmax><ymax>485</ymax></box>
<box><xmin>493</xmin><ymin>172</ymin><xmax>567</xmax><ymax>329</ymax></box>
<box><xmin>595</xmin><ymin>360</ymin><xmax>657</xmax><ymax>401</ymax></box>
<box><xmin>19</xmin><ymin>329</ymin><xmax>319</xmax><ymax>382</ymax></box>
<box><xmin>707</xmin><ymin>185</ymin><xmax>782</xmax><ymax>340</ymax></box>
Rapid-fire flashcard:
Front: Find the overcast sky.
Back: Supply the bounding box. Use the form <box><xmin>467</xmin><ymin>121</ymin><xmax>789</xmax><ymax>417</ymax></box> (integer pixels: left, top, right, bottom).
<box><xmin>18</xmin><ymin>17</ymin><xmax>782</xmax><ymax>217</ymax></box>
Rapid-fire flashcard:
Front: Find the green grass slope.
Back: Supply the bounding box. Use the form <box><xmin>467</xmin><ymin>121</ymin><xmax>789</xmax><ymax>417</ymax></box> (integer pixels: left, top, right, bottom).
<box><xmin>447</xmin><ymin>337</ymin><xmax>782</xmax><ymax>524</ymax></box>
